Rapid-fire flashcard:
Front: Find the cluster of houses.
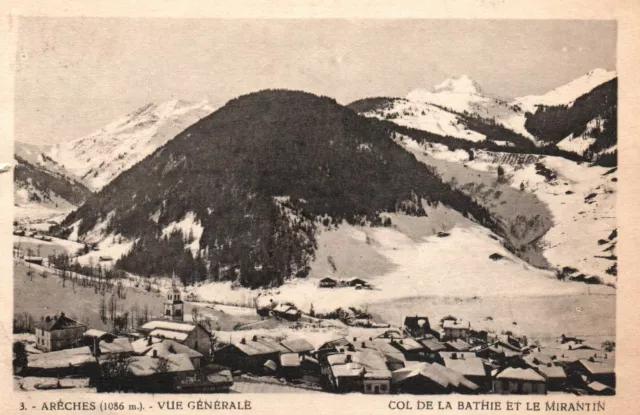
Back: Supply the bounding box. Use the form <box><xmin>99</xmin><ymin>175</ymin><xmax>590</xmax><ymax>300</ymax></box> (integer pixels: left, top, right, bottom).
<box><xmin>18</xmin><ymin>285</ymin><xmax>232</xmax><ymax>393</ymax></box>
<box><xmin>210</xmin><ymin>316</ymin><xmax>615</xmax><ymax>396</ymax></box>
<box><xmin>16</xmin><ymin>280</ymin><xmax>615</xmax><ymax>396</ymax></box>
<box><xmin>318</xmin><ymin>277</ymin><xmax>371</xmax><ymax>289</ymax></box>
<box><xmin>13</xmin><ymin>227</ymin><xmax>52</xmax><ymax>241</ymax></box>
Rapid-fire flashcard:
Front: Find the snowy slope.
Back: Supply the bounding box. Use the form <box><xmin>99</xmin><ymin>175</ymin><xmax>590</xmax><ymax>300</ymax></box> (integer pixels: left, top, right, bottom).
<box><xmin>394</xmin><ymin>135</ymin><xmax>617</xmax><ymax>286</ymax></box>
<box><xmin>556</xmin><ymin>117</ymin><xmax>604</xmax><ymax>155</ymax></box>
<box><xmin>359</xmin><ymin>98</ymin><xmax>486</xmax><ymax>142</ymax></box>
<box><xmin>406</xmin><ymin>75</ymin><xmax>534</xmax><ymax>139</ymax></box>
<box><xmin>41</xmin><ymin>99</ymin><xmax>215</xmax><ymax>191</ymax></box>
<box><xmin>514</xmin><ymin>68</ymin><xmax>617</xmax><ymax>113</ymax></box>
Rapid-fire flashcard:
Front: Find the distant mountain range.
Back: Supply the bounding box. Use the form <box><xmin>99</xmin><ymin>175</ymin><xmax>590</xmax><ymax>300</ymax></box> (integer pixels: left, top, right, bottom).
<box><xmin>14</xmin><ymin>69</ymin><xmax>617</xmax><ymax>289</ymax></box>
<box><xmin>350</xmin><ymin>69</ymin><xmax>617</xmax><ymax>165</ymax></box>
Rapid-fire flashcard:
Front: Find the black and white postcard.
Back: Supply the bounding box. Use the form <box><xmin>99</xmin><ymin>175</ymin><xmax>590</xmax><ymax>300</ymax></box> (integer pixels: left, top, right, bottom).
<box><xmin>1</xmin><ymin>1</ymin><xmax>639</xmax><ymax>414</ymax></box>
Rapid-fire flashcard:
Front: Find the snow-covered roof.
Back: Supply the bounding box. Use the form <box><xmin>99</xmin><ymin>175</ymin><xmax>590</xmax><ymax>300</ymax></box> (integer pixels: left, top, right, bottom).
<box><xmin>443</xmin><ymin>320</ymin><xmax>470</xmax><ymax>330</ymax></box>
<box><xmin>442</xmin><ymin>356</ymin><xmax>486</xmax><ymax>378</ymax></box>
<box><xmin>496</xmin><ymin>367</ymin><xmax>545</xmax><ymax>382</ymax></box>
<box><xmin>280</xmin><ymin>338</ymin><xmax>315</xmax><ymax>354</ymax></box>
<box><xmin>28</xmin><ymin>346</ymin><xmax>95</xmax><ymax>369</ymax></box>
<box><xmin>579</xmin><ymin>358</ymin><xmax>615</xmax><ymax>375</ymax></box>
<box><xmin>84</xmin><ymin>329</ymin><xmax>111</xmax><ymax>338</ymax></box>
<box><xmin>99</xmin><ymin>338</ymin><xmax>133</xmax><ymax>354</ymax></box>
<box><xmin>393</xmin><ymin>362</ymin><xmax>479</xmax><ymax>391</ymax></box>
<box><xmin>143</xmin><ymin>339</ymin><xmax>202</xmax><ymax>359</ymax></box>
<box><xmin>149</xmin><ymin>329</ymin><xmax>189</xmax><ymax>342</ymax></box>
<box><xmin>536</xmin><ymin>365</ymin><xmax>567</xmax><ymax>379</ymax></box>
<box><xmin>128</xmin><ymin>354</ymin><xmax>195</xmax><ymax>377</ymax></box>
<box><xmin>140</xmin><ymin>320</ymin><xmax>196</xmax><ymax>333</ymax></box>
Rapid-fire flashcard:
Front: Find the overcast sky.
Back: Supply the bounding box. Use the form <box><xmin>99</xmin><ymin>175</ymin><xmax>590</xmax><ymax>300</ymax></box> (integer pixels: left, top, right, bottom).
<box><xmin>15</xmin><ymin>18</ymin><xmax>616</xmax><ymax>144</ymax></box>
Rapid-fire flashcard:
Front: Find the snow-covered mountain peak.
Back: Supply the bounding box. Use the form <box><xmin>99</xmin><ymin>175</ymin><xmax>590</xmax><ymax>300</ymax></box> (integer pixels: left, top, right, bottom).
<box><xmin>432</xmin><ymin>75</ymin><xmax>483</xmax><ymax>95</ymax></box>
<box><xmin>514</xmin><ymin>68</ymin><xmax>616</xmax><ymax>113</ymax></box>
<box><xmin>41</xmin><ymin>99</ymin><xmax>216</xmax><ymax>191</ymax></box>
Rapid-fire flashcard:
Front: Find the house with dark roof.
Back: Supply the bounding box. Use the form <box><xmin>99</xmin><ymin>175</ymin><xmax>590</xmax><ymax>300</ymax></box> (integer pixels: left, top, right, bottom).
<box><xmin>403</xmin><ymin>316</ymin><xmax>433</xmax><ymax>339</ymax></box>
<box><xmin>493</xmin><ymin>367</ymin><xmax>546</xmax><ymax>395</ymax></box>
<box><xmin>272</xmin><ymin>303</ymin><xmax>302</xmax><ymax>321</ymax></box>
<box><xmin>346</xmin><ymin>278</ymin><xmax>370</xmax><ymax>288</ymax></box>
<box><xmin>319</xmin><ymin>277</ymin><xmax>338</xmax><ymax>288</ymax></box>
<box><xmin>392</xmin><ymin>362</ymin><xmax>479</xmax><ymax>394</ymax></box>
<box><xmin>35</xmin><ymin>313</ymin><xmax>87</xmax><ymax>352</ymax></box>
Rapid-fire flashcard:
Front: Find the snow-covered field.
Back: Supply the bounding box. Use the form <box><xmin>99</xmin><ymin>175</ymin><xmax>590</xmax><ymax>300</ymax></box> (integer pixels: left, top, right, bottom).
<box><xmin>361</xmin><ymin>99</ymin><xmax>486</xmax><ymax>142</ymax></box>
<box><xmin>396</xmin><ymin>134</ymin><xmax>616</xmax><ymax>285</ymax></box>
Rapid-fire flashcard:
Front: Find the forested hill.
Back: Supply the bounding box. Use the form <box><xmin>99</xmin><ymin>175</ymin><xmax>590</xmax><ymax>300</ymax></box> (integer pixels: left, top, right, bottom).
<box><xmin>523</xmin><ymin>78</ymin><xmax>617</xmax><ymax>166</ymax></box>
<box><xmin>59</xmin><ymin>90</ymin><xmax>497</xmax><ymax>288</ymax></box>
<box><xmin>14</xmin><ymin>155</ymin><xmax>93</xmax><ymax>207</ymax></box>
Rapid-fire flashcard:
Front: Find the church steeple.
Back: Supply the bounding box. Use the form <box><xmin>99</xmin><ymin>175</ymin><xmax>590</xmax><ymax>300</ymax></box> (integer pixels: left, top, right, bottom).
<box><xmin>164</xmin><ymin>271</ymin><xmax>184</xmax><ymax>321</ymax></box>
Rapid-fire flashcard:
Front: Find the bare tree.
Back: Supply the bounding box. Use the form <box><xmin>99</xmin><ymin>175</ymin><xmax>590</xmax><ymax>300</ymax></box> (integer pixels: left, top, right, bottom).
<box><xmin>154</xmin><ymin>356</ymin><xmax>170</xmax><ymax>374</ymax></box>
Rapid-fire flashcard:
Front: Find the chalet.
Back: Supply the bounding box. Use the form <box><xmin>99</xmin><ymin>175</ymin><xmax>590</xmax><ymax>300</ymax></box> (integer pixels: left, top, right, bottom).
<box><xmin>26</xmin><ymin>346</ymin><xmax>98</xmax><ymax>378</ymax></box>
<box><xmin>442</xmin><ymin>320</ymin><xmax>471</xmax><ymax>342</ymax></box>
<box><xmin>442</xmin><ymin>354</ymin><xmax>489</xmax><ymax>392</ymax></box>
<box><xmin>445</xmin><ymin>339</ymin><xmax>472</xmax><ymax>352</ymax></box>
<box><xmin>392</xmin><ymin>362</ymin><xmax>479</xmax><ymax>394</ymax></box>
<box><xmin>319</xmin><ymin>277</ymin><xmax>338</xmax><ymax>288</ymax></box>
<box><xmin>214</xmin><ymin>336</ymin><xmax>288</xmax><ymax>373</ymax></box>
<box><xmin>403</xmin><ymin>316</ymin><xmax>433</xmax><ymax>339</ymax></box>
<box><xmin>323</xmin><ymin>350</ymin><xmax>392</xmax><ymax>394</ymax></box>
<box><xmin>35</xmin><ymin>313</ymin><xmax>87</xmax><ymax>352</ymax></box>
<box><xmin>134</xmin><ymin>338</ymin><xmax>204</xmax><ymax>369</ymax></box>
<box><xmin>346</xmin><ymin>278</ymin><xmax>369</xmax><ymax>289</ymax></box>
<box><xmin>493</xmin><ymin>367</ymin><xmax>546</xmax><ymax>395</ymax></box>
<box><xmin>281</xmin><ymin>338</ymin><xmax>315</xmax><ymax>355</ymax></box>
<box><xmin>13</xmin><ymin>229</ymin><xmax>25</xmax><ymax>236</ymax></box>
<box><xmin>98</xmin><ymin>256</ymin><xmax>113</xmax><ymax>262</ymax></box>
<box><xmin>390</xmin><ymin>337</ymin><xmax>427</xmax><ymax>361</ymax></box>
<box><xmin>569</xmin><ymin>358</ymin><xmax>615</xmax><ymax>388</ymax></box>
<box><xmin>138</xmin><ymin>321</ymin><xmax>211</xmax><ymax>358</ymax></box>
<box><xmin>24</xmin><ymin>256</ymin><xmax>44</xmax><ymax>266</ymax></box>
<box><xmin>316</xmin><ymin>337</ymin><xmax>354</xmax><ymax>360</ymax></box>
<box><xmin>272</xmin><ymin>304</ymin><xmax>302</xmax><ymax>321</ymax></box>
<box><xmin>535</xmin><ymin>364</ymin><xmax>567</xmax><ymax>391</ymax></box>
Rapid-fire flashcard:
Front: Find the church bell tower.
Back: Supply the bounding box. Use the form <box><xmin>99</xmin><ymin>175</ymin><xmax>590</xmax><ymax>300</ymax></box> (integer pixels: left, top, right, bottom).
<box><xmin>164</xmin><ymin>273</ymin><xmax>184</xmax><ymax>322</ymax></box>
